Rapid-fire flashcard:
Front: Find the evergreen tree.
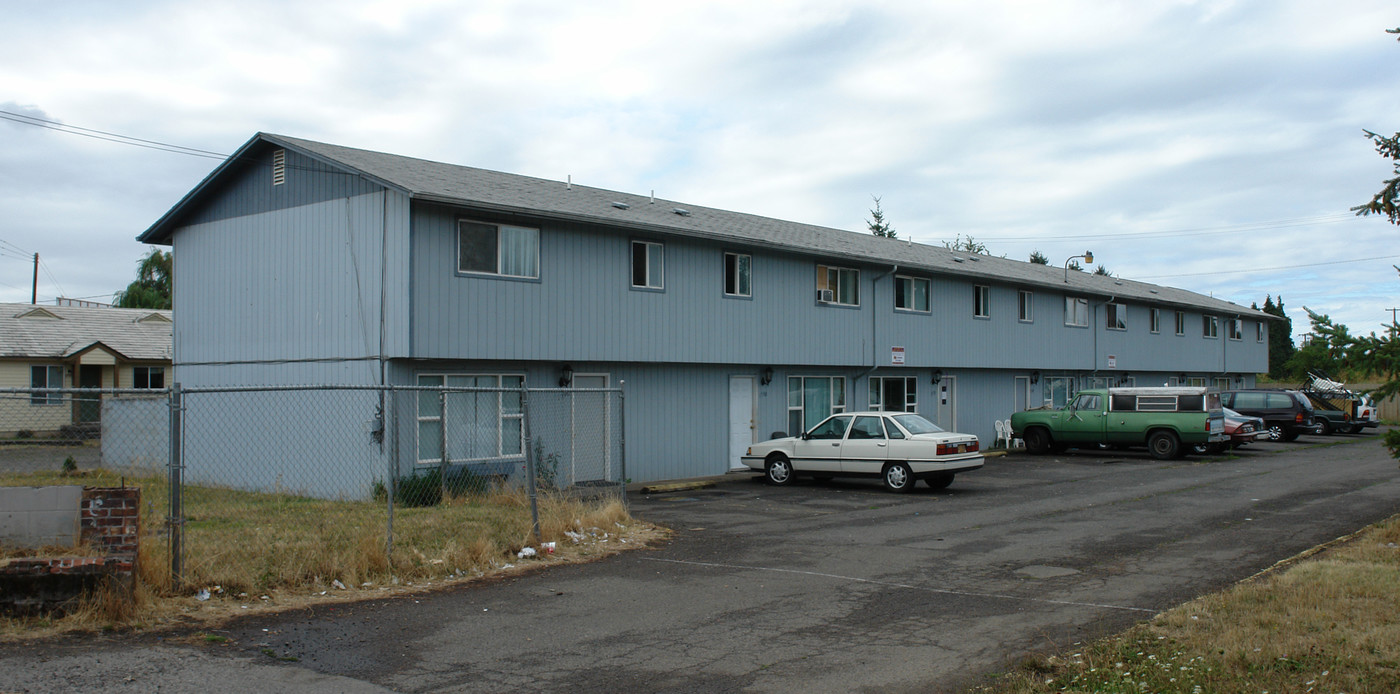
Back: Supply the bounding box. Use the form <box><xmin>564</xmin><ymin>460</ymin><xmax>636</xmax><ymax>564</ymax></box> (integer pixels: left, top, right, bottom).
<box><xmin>1352</xmin><ymin>28</ymin><xmax>1400</xmax><ymax>225</ymax></box>
<box><xmin>1256</xmin><ymin>295</ymin><xmax>1295</xmax><ymax>379</ymax></box>
<box><xmin>1028</xmin><ymin>250</ymin><xmax>1049</xmax><ymax>265</ymax></box>
<box><xmin>1093</xmin><ymin>264</ymin><xmax>1112</xmax><ymax>276</ymax></box>
<box><xmin>866</xmin><ymin>196</ymin><xmax>896</xmax><ymax>238</ymax></box>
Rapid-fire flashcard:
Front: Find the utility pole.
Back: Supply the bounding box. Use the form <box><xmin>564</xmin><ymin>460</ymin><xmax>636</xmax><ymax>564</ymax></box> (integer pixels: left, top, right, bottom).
<box><xmin>1388</xmin><ymin>307</ymin><xmax>1399</xmax><ymax>337</ymax></box>
<box><xmin>31</xmin><ymin>253</ymin><xmax>37</xmax><ymax>304</ymax></box>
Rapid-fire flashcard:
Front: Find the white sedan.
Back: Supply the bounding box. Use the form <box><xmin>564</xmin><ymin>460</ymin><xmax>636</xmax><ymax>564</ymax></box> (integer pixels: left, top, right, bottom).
<box><xmin>741</xmin><ymin>411</ymin><xmax>983</xmax><ymax>492</ymax></box>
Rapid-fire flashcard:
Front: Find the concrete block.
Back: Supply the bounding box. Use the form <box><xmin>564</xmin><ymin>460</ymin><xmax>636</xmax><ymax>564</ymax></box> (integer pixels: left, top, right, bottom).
<box><xmin>0</xmin><ymin>486</ymin><xmax>82</xmax><ymax>548</ymax></box>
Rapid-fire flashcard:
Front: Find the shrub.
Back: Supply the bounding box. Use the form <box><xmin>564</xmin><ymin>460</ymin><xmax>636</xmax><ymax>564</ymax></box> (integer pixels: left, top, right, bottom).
<box><xmin>391</xmin><ymin>467</ymin><xmax>490</xmax><ymax>507</ymax></box>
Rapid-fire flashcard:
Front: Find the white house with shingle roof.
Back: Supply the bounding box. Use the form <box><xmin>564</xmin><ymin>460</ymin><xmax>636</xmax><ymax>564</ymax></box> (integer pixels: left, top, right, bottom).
<box><xmin>0</xmin><ymin>303</ymin><xmax>172</xmax><ymax>434</ymax></box>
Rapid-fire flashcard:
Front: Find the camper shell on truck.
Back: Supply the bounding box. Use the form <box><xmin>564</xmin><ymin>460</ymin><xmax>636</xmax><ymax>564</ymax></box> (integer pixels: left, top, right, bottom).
<box><xmin>1011</xmin><ymin>387</ymin><xmax>1225</xmax><ymax>460</ymax></box>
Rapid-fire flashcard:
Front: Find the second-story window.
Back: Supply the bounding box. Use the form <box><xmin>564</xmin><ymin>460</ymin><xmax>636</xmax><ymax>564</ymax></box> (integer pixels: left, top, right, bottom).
<box><xmin>1065</xmin><ymin>297</ymin><xmax>1089</xmax><ymax>327</ymax></box>
<box><xmin>1019</xmin><ymin>290</ymin><xmax>1033</xmax><ymax>322</ymax></box>
<box><xmin>1257</xmin><ymin>322</ymin><xmax>1265</xmax><ymax>342</ymax></box>
<box><xmin>459</xmin><ymin>220</ymin><xmax>539</xmax><ymax>278</ymax></box>
<box><xmin>724</xmin><ymin>252</ymin><xmax>751</xmax><ymax>297</ymax></box>
<box><xmin>1203</xmin><ymin>315</ymin><xmax>1219</xmax><ymax>338</ymax></box>
<box><xmin>1106</xmin><ymin>303</ymin><xmax>1127</xmax><ymax>331</ymax></box>
<box><xmin>894</xmin><ymin>275</ymin><xmax>929</xmax><ymax>312</ymax></box>
<box><xmin>632</xmin><ymin>240</ymin><xmax>664</xmax><ymax>289</ymax></box>
<box><xmin>1228</xmin><ymin>318</ymin><xmax>1243</xmax><ymax>340</ymax></box>
<box><xmin>817</xmin><ymin>264</ymin><xmax>859</xmax><ymax>306</ymax></box>
<box><xmin>1175</xmin><ymin>311</ymin><xmax>1186</xmax><ymax>335</ymax></box>
<box><xmin>973</xmin><ymin>285</ymin><xmax>990</xmax><ymax>318</ymax></box>
<box><xmin>1150</xmin><ymin>308</ymin><xmax>1161</xmax><ymax>333</ymax></box>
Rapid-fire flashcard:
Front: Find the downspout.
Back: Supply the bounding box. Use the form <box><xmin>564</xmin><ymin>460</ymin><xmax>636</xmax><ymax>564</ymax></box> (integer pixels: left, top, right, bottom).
<box><xmin>860</xmin><ymin>265</ymin><xmax>899</xmax><ymax>383</ymax></box>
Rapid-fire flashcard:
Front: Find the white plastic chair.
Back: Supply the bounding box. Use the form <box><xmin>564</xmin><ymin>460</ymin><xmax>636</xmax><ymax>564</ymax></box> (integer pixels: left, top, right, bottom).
<box><xmin>1002</xmin><ymin>419</ymin><xmax>1023</xmax><ymax>449</ymax></box>
<box><xmin>993</xmin><ymin>420</ymin><xmax>1009</xmax><ymax>449</ymax></box>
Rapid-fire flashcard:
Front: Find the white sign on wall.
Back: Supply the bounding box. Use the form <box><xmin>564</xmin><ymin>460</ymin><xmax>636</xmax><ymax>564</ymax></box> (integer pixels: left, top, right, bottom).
<box><xmin>891</xmin><ymin>346</ymin><xmax>905</xmax><ymax>365</ymax></box>
<box><xmin>1107</xmin><ymin>355</ymin><xmax>1117</xmax><ymax>369</ymax></box>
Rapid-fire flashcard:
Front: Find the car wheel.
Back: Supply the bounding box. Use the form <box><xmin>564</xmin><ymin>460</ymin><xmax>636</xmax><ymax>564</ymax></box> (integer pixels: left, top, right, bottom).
<box><xmin>882</xmin><ymin>462</ymin><xmax>916</xmax><ymax>493</ymax></box>
<box><xmin>924</xmin><ymin>472</ymin><xmax>954</xmax><ymax>490</ymax></box>
<box><xmin>1281</xmin><ymin>429</ymin><xmax>1300</xmax><ymax>442</ymax></box>
<box><xmin>765</xmin><ymin>456</ymin><xmax>795</xmax><ymax>486</ymax></box>
<box><xmin>1267</xmin><ymin>424</ymin><xmax>1284</xmax><ymax>441</ymax></box>
<box><xmin>1024</xmin><ymin>428</ymin><xmax>1051</xmax><ymax>454</ymax></box>
<box><xmin>1147</xmin><ymin>431</ymin><xmax>1181</xmax><ymax>460</ymax></box>
<box><xmin>1315</xmin><ymin>419</ymin><xmax>1332</xmax><ymax>436</ymax></box>
<box><xmin>1346</xmin><ymin>424</ymin><xmax>1364</xmax><ymax>435</ymax></box>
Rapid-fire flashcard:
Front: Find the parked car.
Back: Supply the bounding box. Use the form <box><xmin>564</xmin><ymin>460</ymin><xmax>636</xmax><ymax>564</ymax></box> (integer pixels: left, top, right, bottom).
<box><xmin>1191</xmin><ymin>407</ymin><xmax>1266</xmax><ymax>454</ymax></box>
<box><xmin>1011</xmin><ymin>387</ymin><xmax>1225</xmax><ymax>460</ymax></box>
<box><xmin>742</xmin><ymin>412</ymin><xmax>983</xmax><ymax>493</ymax></box>
<box><xmin>1299</xmin><ymin>391</ymin><xmax>1350</xmax><ymax>435</ymax></box>
<box><xmin>1303</xmin><ymin>373</ymin><xmax>1375</xmax><ymax>434</ymax></box>
<box><xmin>1354</xmin><ymin>393</ymin><xmax>1381</xmax><ymax>433</ymax></box>
<box><xmin>1219</xmin><ymin>389</ymin><xmax>1314</xmax><ymax>441</ymax></box>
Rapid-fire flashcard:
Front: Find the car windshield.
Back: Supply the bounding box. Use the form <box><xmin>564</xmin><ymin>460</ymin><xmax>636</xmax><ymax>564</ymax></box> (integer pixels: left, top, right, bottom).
<box><xmin>891</xmin><ymin>414</ymin><xmax>944</xmax><ymax>434</ymax></box>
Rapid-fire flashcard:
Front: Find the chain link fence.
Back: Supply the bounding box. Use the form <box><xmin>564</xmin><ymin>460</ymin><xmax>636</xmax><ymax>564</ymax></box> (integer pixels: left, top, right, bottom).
<box><xmin>0</xmin><ymin>384</ymin><xmax>625</xmax><ymax>591</ymax></box>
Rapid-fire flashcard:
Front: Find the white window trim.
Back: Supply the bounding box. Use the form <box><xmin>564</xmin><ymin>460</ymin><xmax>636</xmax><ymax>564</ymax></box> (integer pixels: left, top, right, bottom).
<box><xmin>1257</xmin><ymin>322</ymin><xmax>1265</xmax><ymax>342</ymax></box>
<box><xmin>788</xmin><ymin>375</ymin><xmax>847</xmax><ymax>434</ymax></box>
<box><xmin>1228</xmin><ymin>318</ymin><xmax>1243</xmax><ymax>341</ymax></box>
<box><xmin>1175</xmin><ymin>311</ymin><xmax>1186</xmax><ymax>336</ymax></box>
<box><xmin>1150</xmin><ymin>308</ymin><xmax>1161</xmax><ymax>334</ymax></box>
<box><xmin>973</xmin><ymin>285</ymin><xmax>990</xmax><ymax>318</ymax></box>
<box><xmin>816</xmin><ymin>264</ymin><xmax>860</xmax><ymax>306</ymax></box>
<box><xmin>869</xmin><ymin>376</ymin><xmax>918</xmax><ymax>412</ymax></box>
<box><xmin>894</xmin><ymin>275</ymin><xmax>930</xmax><ymax>313</ymax></box>
<box><xmin>30</xmin><ymin>364</ymin><xmax>63</xmax><ymax>406</ymax></box>
<box><xmin>1203</xmin><ymin>315</ymin><xmax>1219</xmax><ymax>339</ymax></box>
<box><xmin>1018</xmin><ymin>290</ymin><xmax>1034</xmax><ymax>323</ymax></box>
<box><xmin>632</xmin><ymin>240</ymin><xmax>664</xmax><ymax>289</ymax></box>
<box><xmin>457</xmin><ymin>219</ymin><xmax>540</xmax><ymax>279</ymax></box>
<box><xmin>415</xmin><ymin>373</ymin><xmax>527</xmax><ymax>465</ymax></box>
<box><xmin>1106</xmin><ymin>302</ymin><xmax>1127</xmax><ymax>331</ymax></box>
<box><xmin>1064</xmin><ymin>297</ymin><xmax>1089</xmax><ymax>327</ymax></box>
<box><xmin>723</xmin><ymin>251</ymin><xmax>751</xmax><ymax>298</ymax></box>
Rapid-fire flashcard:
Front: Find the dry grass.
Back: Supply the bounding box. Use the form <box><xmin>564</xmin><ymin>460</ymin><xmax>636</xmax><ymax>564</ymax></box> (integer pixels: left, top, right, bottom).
<box><xmin>976</xmin><ymin>515</ymin><xmax>1400</xmax><ymax>693</ymax></box>
<box><xmin>0</xmin><ymin>469</ymin><xmax>661</xmax><ymax>638</ymax></box>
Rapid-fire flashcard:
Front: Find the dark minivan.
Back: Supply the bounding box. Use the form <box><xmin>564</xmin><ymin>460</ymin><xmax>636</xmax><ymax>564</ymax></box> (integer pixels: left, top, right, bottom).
<box><xmin>1219</xmin><ymin>389</ymin><xmax>1314</xmax><ymax>441</ymax></box>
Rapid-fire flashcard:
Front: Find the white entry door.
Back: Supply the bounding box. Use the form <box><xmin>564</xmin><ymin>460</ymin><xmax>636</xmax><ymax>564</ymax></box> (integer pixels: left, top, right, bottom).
<box><xmin>1014</xmin><ymin>376</ymin><xmax>1031</xmax><ymax>413</ymax></box>
<box><xmin>728</xmin><ymin>376</ymin><xmax>756</xmax><ymax>470</ymax></box>
<box><xmin>935</xmin><ymin>376</ymin><xmax>957</xmax><ymax>431</ymax></box>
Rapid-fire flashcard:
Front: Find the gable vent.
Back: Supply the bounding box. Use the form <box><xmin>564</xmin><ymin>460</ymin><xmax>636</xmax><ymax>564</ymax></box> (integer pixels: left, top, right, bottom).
<box><xmin>272</xmin><ymin>149</ymin><xmax>286</xmax><ymax>186</ymax></box>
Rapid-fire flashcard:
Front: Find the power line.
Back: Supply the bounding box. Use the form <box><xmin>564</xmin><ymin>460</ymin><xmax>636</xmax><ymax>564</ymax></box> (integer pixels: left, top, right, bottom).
<box><xmin>0</xmin><ymin>110</ymin><xmax>227</xmax><ymax>159</ymax></box>
<box><xmin>1136</xmin><ymin>254</ymin><xmax>1400</xmax><ymax>279</ymax></box>
<box><xmin>981</xmin><ymin>213</ymin><xmax>1357</xmax><ymax>243</ymax></box>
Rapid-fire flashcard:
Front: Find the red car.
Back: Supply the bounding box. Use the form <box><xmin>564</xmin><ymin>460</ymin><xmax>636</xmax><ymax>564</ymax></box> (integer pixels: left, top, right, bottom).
<box><xmin>1194</xmin><ymin>407</ymin><xmax>1265</xmax><ymax>454</ymax></box>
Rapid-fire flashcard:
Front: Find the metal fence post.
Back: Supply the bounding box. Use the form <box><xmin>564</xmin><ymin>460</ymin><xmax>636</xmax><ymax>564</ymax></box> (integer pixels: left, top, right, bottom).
<box><xmin>439</xmin><ymin>390</ymin><xmax>448</xmax><ymax>502</ymax></box>
<box><xmin>385</xmin><ymin>386</ymin><xmax>396</xmax><ymax>562</ymax></box>
<box><xmin>167</xmin><ymin>382</ymin><xmax>184</xmax><ymax>589</ymax></box>
<box><xmin>521</xmin><ymin>385</ymin><xmax>541</xmax><ymax>542</ymax></box>
<box><xmin>618</xmin><ymin>381</ymin><xmax>627</xmax><ymax>507</ymax></box>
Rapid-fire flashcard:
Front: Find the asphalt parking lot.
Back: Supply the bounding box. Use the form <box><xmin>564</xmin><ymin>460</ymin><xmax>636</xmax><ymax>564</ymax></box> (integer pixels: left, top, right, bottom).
<box><xmin>1</xmin><ymin>431</ymin><xmax>1397</xmax><ymax>693</ymax></box>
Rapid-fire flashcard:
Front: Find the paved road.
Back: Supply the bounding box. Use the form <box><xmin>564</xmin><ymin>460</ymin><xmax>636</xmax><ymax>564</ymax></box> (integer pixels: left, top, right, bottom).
<box><xmin>2</xmin><ymin>434</ymin><xmax>1398</xmax><ymax>693</ymax></box>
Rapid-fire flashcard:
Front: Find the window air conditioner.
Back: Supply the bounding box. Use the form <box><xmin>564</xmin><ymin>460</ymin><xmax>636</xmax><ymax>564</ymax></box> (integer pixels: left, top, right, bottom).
<box><xmin>817</xmin><ymin>289</ymin><xmax>834</xmax><ymax>302</ymax></box>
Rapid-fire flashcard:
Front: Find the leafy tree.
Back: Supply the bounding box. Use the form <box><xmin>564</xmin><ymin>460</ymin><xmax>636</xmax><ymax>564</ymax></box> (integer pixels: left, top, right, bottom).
<box><xmin>1253</xmin><ymin>295</ymin><xmax>1295</xmax><ymax>379</ymax></box>
<box><xmin>1352</xmin><ymin>28</ymin><xmax>1400</xmax><ymax>225</ymax></box>
<box><xmin>114</xmin><ymin>249</ymin><xmax>172</xmax><ymax>309</ymax></box>
<box><xmin>942</xmin><ymin>234</ymin><xmax>989</xmax><ymax>254</ymax></box>
<box><xmin>866</xmin><ymin>196</ymin><xmax>896</xmax><ymax>238</ymax></box>
<box><xmin>1028</xmin><ymin>250</ymin><xmax>1049</xmax><ymax>265</ymax></box>
<box><xmin>1093</xmin><ymin>264</ymin><xmax>1112</xmax><ymax>276</ymax></box>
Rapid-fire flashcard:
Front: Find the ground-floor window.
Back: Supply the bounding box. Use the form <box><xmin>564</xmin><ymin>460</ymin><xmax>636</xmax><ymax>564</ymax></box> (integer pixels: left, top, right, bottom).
<box><xmin>869</xmin><ymin>376</ymin><xmax>917</xmax><ymax>413</ymax></box>
<box><xmin>133</xmin><ymin>366</ymin><xmax>165</xmax><ymax>389</ymax></box>
<box><xmin>1042</xmin><ymin>377</ymin><xmax>1075</xmax><ymax>408</ymax></box>
<box><xmin>1187</xmin><ymin>377</ymin><xmax>1207</xmax><ymax>387</ymax></box>
<box><xmin>1214</xmin><ymin>377</ymin><xmax>1231</xmax><ymax>391</ymax></box>
<box><xmin>788</xmin><ymin>376</ymin><xmax>845</xmax><ymax>435</ymax></box>
<box><xmin>30</xmin><ymin>365</ymin><xmax>63</xmax><ymax>405</ymax></box>
<box><xmin>416</xmin><ymin>374</ymin><xmax>525</xmax><ymax>464</ymax></box>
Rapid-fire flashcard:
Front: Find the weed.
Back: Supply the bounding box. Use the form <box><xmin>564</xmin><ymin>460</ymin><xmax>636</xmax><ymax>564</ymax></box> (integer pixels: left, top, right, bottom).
<box><xmin>61</xmin><ymin>456</ymin><xmax>77</xmax><ymax>475</ymax></box>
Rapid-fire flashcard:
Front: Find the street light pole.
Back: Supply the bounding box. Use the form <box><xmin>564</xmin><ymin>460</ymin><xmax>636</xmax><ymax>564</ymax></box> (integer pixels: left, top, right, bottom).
<box><xmin>1064</xmin><ymin>251</ymin><xmax>1094</xmax><ymax>283</ymax></box>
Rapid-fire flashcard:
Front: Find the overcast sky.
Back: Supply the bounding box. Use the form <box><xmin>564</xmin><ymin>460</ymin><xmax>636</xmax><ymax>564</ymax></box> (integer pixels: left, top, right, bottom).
<box><xmin>2</xmin><ymin>0</ymin><xmax>1397</xmax><ymax>342</ymax></box>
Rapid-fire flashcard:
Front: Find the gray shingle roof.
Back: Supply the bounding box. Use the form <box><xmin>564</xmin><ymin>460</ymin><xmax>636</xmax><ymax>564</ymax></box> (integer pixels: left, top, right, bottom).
<box><xmin>0</xmin><ymin>304</ymin><xmax>173</xmax><ymax>361</ymax></box>
<box><xmin>149</xmin><ymin>132</ymin><xmax>1271</xmax><ymax>320</ymax></box>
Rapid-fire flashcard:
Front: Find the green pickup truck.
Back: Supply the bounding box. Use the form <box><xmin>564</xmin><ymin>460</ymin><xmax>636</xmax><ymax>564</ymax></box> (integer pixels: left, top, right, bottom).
<box><xmin>1011</xmin><ymin>387</ymin><xmax>1226</xmax><ymax>459</ymax></box>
